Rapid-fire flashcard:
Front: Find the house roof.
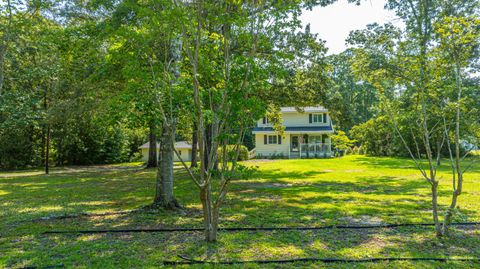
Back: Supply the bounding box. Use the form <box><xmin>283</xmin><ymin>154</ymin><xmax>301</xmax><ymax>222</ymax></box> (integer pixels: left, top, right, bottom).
<box><xmin>139</xmin><ymin>141</ymin><xmax>193</xmax><ymax>149</ymax></box>
<box><xmin>252</xmin><ymin>125</ymin><xmax>334</xmax><ymax>134</ymax></box>
<box><xmin>280</xmin><ymin>106</ymin><xmax>328</xmax><ymax>113</ymax></box>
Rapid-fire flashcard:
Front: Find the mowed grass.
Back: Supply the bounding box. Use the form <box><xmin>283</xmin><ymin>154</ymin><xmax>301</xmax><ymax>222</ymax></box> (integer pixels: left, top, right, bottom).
<box><xmin>0</xmin><ymin>156</ymin><xmax>479</xmax><ymax>268</ymax></box>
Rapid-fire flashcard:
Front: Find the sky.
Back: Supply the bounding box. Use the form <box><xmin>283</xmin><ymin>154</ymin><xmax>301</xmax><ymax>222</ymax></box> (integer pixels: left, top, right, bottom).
<box><xmin>300</xmin><ymin>0</ymin><xmax>402</xmax><ymax>55</ymax></box>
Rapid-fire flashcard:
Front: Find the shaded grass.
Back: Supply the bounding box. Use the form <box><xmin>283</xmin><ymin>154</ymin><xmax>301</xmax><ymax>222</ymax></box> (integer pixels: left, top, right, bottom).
<box><xmin>0</xmin><ymin>155</ymin><xmax>479</xmax><ymax>268</ymax></box>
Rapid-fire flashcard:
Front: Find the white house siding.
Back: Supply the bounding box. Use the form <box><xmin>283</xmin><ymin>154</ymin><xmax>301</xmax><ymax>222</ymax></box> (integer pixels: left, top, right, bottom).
<box><xmin>141</xmin><ymin>148</ymin><xmax>192</xmax><ymax>162</ymax></box>
<box><xmin>252</xmin><ymin>107</ymin><xmax>334</xmax><ymax>158</ymax></box>
<box><xmin>141</xmin><ymin>148</ymin><xmax>149</xmax><ymax>162</ymax></box>
<box><xmin>176</xmin><ymin>149</ymin><xmax>192</xmax><ymax>162</ymax></box>
<box><xmin>257</xmin><ymin>111</ymin><xmax>331</xmax><ymax>128</ymax></box>
<box><xmin>254</xmin><ymin>133</ymin><xmax>291</xmax><ymax>158</ymax></box>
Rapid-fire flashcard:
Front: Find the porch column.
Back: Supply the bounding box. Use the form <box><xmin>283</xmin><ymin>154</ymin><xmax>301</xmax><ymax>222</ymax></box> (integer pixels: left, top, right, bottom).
<box><xmin>299</xmin><ymin>135</ymin><xmax>302</xmax><ymax>159</ymax></box>
<box><xmin>288</xmin><ymin>134</ymin><xmax>291</xmax><ymax>159</ymax></box>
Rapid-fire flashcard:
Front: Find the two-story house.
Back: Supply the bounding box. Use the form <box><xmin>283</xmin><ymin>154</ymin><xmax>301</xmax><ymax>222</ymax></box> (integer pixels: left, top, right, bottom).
<box><xmin>252</xmin><ymin>106</ymin><xmax>334</xmax><ymax>158</ymax></box>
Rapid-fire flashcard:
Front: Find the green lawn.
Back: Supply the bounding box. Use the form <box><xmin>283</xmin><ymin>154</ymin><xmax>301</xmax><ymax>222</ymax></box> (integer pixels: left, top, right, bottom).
<box><xmin>1</xmin><ymin>156</ymin><xmax>479</xmax><ymax>268</ymax></box>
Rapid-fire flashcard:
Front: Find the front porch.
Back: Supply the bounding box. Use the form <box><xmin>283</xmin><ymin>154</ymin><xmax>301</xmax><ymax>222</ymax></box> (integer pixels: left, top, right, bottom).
<box><xmin>289</xmin><ymin>134</ymin><xmax>332</xmax><ymax>158</ymax></box>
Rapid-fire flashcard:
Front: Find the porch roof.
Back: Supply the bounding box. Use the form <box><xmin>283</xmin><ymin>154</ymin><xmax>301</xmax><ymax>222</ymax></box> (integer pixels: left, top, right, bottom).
<box><xmin>252</xmin><ymin>125</ymin><xmax>334</xmax><ymax>134</ymax></box>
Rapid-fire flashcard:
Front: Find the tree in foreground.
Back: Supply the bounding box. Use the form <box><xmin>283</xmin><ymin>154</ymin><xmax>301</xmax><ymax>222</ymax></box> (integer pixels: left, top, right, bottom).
<box><xmin>102</xmin><ymin>0</ymin><xmax>186</xmax><ymax>209</ymax></box>
<box><xmin>173</xmin><ymin>0</ymin><xmax>329</xmax><ymax>241</ymax></box>
<box><xmin>348</xmin><ymin>0</ymin><xmax>480</xmax><ymax>236</ymax></box>
<box><xmin>434</xmin><ymin>15</ymin><xmax>480</xmax><ymax>235</ymax></box>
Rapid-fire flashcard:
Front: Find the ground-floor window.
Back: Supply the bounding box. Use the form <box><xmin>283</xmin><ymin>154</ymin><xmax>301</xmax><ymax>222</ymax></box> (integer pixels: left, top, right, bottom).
<box><xmin>268</xmin><ymin>135</ymin><xmax>278</xmax><ymax>144</ymax></box>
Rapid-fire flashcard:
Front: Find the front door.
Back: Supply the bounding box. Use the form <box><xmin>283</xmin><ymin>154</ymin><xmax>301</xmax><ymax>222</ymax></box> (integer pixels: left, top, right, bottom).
<box><xmin>291</xmin><ymin>135</ymin><xmax>299</xmax><ymax>152</ymax></box>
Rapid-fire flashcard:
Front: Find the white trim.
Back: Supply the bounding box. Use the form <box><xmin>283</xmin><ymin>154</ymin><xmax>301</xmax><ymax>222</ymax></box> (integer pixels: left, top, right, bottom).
<box><xmin>280</xmin><ymin>106</ymin><xmax>328</xmax><ymax>113</ymax></box>
<box><xmin>267</xmin><ymin>135</ymin><xmax>278</xmax><ymax>144</ymax></box>
<box><xmin>253</xmin><ymin>130</ymin><xmax>334</xmax><ymax>134</ymax></box>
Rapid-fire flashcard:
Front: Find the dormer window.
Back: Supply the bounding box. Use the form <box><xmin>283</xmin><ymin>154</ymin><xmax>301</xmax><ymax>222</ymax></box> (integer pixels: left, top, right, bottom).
<box><xmin>262</xmin><ymin>117</ymin><xmax>269</xmax><ymax>124</ymax></box>
<box><xmin>309</xmin><ymin>113</ymin><xmax>327</xmax><ymax>123</ymax></box>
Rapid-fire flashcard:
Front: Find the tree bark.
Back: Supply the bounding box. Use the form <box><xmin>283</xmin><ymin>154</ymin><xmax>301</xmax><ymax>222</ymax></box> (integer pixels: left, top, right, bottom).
<box><xmin>442</xmin><ymin>58</ymin><xmax>464</xmax><ymax>235</ymax></box>
<box><xmin>431</xmin><ymin>182</ymin><xmax>442</xmax><ymax>236</ymax></box>
<box><xmin>204</xmin><ymin>124</ymin><xmax>219</xmax><ymax>171</ymax></box>
<box><xmin>43</xmin><ymin>87</ymin><xmax>50</xmax><ymax>174</ymax></box>
<box><xmin>204</xmin><ymin>123</ymin><xmax>212</xmax><ymax>170</ymax></box>
<box><xmin>147</xmin><ymin>124</ymin><xmax>157</xmax><ymax>168</ymax></box>
<box><xmin>200</xmin><ymin>186</ymin><xmax>218</xmax><ymax>242</ymax></box>
<box><xmin>0</xmin><ymin>44</ymin><xmax>6</xmax><ymax>95</ymax></box>
<box><xmin>45</xmin><ymin>125</ymin><xmax>51</xmax><ymax>174</ymax></box>
<box><xmin>190</xmin><ymin>122</ymin><xmax>198</xmax><ymax>168</ymax></box>
<box><xmin>153</xmin><ymin>123</ymin><xmax>180</xmax><ymax>209</ymax></box>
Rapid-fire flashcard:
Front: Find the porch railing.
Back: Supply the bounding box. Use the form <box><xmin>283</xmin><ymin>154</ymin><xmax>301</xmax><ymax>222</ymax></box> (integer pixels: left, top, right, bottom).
<box><xmin>248</xmin><ymin>148</ymin><xmax>256</xmax><ymax>159</ymax></box>
<box><xmin>297</xmin><ymin>143</ymin><xmax>332</xmax><ymax>158</ymax></box>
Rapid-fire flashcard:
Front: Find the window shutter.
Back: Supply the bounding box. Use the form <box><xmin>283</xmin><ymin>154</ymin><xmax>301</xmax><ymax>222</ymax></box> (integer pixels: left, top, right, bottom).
<box><xmin>323</xmin><ymin>113</ymin><xmax>327</xmax><ymax>123</ymax></box>
<box><xmin>278</xmin><ymin>135</ymin><xmax>281</xmax><ymax>144</ymax></box>
<box><xmin>264</xmin><ymin>135</ymin><xmax>267</xmax><ymax>144</ymax></box>
<box><xmin>263</xmin><ymin>117</ymin><xmax>266</xmax><ymax>124</ymax></box>
<box><xmin>309</xmin><ymin>114</ymin><xmax>312</xmax><ymax>123</ymax></box>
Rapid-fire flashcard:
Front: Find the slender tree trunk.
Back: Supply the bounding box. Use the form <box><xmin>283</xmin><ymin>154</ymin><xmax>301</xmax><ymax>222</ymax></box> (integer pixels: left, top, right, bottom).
<box><xmin>204</xmin><ymin>123</ymin><xmax>212</xmax><ymax>169</ymax></box>
<box><xmin>442</xmin><ymin>59</ymin><xmax>464</xmax><ymax>235</ymax></box>
<box><xmin>45</xmin><ymin>125</ymin><xmax>51</xmax><ymax>174</ymax></box>
<box><xmin>153</xmin><ymin>123</ymin><xmax>180</xmax><ymax>209</ymax></box>
<box><xmin>0</xmin><ymin>0</ymin><xmax>13</xmax><ymax>95</ymax></box>
<box><xmin>430</xmin><ymin>182</ymin><xmax>442</xmax><ymax>236</ymax></box>
<box><xmin>204</xmin><ymin>124</ymin><xmax>218</xmax><ymax>170</ymax></box>
<box><xmin>41</xmin><ymin>129</ymin><xmax>46</xmax><ymax>167</ymax></box>
<box><xmin>190</xmin><ymin>122</ymin><xmax>198</xmax><ymax>168</ymax></box>
<box><xmin>0</xmin><ymin>44</ymin><xmax>6</xmax><ymax>95</ymax></box>
<box><xmin>200</xmin><ymin>186</ymin><xmax>218</xmax><ymax>242</ymax></box>
<box><xmin>147</xmin><ymin>124</ymin><xmax>157</xmax><ymax>168</ymax></box>
<box><xmin>43</xmin><ymin>88</ymin><xmax>50</xmax><ymax>174</ymax></box>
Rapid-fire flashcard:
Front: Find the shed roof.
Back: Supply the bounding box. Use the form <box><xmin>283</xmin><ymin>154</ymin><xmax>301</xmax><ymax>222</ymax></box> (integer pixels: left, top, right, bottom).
<box><xmin>139</xmin><ymin>141</ymin><xmax>193</xmax><ymax>149</ymax></box>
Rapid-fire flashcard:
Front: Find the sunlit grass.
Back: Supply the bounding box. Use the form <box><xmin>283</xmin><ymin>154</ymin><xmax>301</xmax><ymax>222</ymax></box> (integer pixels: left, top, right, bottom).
<box><xmin>0</xmin><ymin>155</ymin><xmax>479</xmax><ymax>268</ymax></box>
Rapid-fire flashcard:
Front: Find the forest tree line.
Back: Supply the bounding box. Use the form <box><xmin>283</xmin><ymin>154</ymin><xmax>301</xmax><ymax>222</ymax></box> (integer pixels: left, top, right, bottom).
<box><xmin>0</xmin><ymin>0</ymin><xmax>478</xmax><ymax>170</ymax></box>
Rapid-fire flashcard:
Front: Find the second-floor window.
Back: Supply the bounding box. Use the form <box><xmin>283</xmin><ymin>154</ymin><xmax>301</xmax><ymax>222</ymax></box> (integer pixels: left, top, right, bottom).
<box><xmin>311</xmin><ymin>113</ymin><xmax>327</xmax><ymax>123</ymax></box>
<box><xmin>262</xmin><ymin>117</ymin><xmax>269</xmax><ymax>124</ymax></box>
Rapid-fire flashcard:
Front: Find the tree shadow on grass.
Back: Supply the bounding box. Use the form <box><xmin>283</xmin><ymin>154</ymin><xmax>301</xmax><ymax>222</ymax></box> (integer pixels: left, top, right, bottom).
<box><xmin>378</xmin><ymin>225</ymin><xmax>480</xmax><ymax>258</ymax></box>
<box><xmin>0</xmin><ymin>166</ymin><xmax>202</xmax><ymax>237</ymax></box>
<box><xmin>226</xmin><ymin>172</ymin><xmax>476</xmax><ymax>228</ymax></box>
<box><xmin>2</xmin><ymin>161</ymin><xmax>479</xmax><ymax>268</ymax></box>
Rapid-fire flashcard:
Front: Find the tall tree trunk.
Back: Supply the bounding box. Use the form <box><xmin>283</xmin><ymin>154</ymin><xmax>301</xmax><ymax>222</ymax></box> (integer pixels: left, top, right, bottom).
<box><xmin>431</xmin><ymin>182</ymin><xmax>442</xmax><ymax>236</ymax></box>
<box><xmin>45</xmin><ymin>125</ymin><xmax>51</xmax><ymax>174</ymax></box>
<box><xmin>190</xmin><ymin>122</ymin><xmax>198</xmax><ymax>168</ymax></box>
<box><xmin>200</xmin><ymin>186</ymin><xmax>218</xmax><ymax>242</ymax></box>
<box><xmin>204</xmin><ymin>124</ymin><xmax>219</xmax><ymax>171</ymax></box>
<box><xmin>0</xmin><ymin>44</ymin><xmax>6</xmax><ymax>95</ymax></box>
<box><xmin>43</xmin><ymin>88</ymin><xmax>50</xmax><ymax>174</ymax></box>
<box><xmin>442</xmin><ymin>58</ymin><xmax>464</xmax><ymax>235</ymax></box>
<box><xmin>41</xmin><ymin>129</ymin><xmax>46</xmax><ymax>167</ymax></box>
<box><xmin>204</xmin><ymin>123</ymin><xmax>212</xmax><ymax>169</ymax></box>
<box><xmin>153</xmin><ymin>123</ymin><xmax>180</xmax><ymax>209</ymax></box>
<box><xmin>147</xmin><ymin>124</ymin><xmax>157</xmax><ymax>168</ymax></box>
